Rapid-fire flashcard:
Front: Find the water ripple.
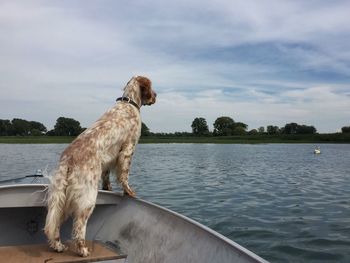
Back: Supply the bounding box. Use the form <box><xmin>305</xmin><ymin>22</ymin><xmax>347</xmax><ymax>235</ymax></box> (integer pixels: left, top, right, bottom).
<box><xmin>1</xmin><ymin>143</ymin><xmax>350</xmax><ymax>262</ymax></box>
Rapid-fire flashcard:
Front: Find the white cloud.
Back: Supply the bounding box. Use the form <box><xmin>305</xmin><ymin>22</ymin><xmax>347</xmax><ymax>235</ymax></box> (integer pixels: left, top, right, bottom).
<box><xmin>0</xmin><ymin>0</ymin><xmax>349</xmax><ymax>133</ymax></box>
<box><xmin>144</xmin><ymin>85</ymin><xmax>350</xmax><ymax>133</ymax></box>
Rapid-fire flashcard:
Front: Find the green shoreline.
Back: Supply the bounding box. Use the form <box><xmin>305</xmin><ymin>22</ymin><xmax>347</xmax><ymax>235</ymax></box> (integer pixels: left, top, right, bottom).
<box><xmin>1</xmin><ymin>134</ymin><xmax>350</xmax><ymax>144</ymax></box>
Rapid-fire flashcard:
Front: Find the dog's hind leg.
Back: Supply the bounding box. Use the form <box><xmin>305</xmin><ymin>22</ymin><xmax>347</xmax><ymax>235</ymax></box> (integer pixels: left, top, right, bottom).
<box><xmin>72</xmin><ymin>205</ymin><xmax>95</xmax><ymax>257</ymax></box>
<box><xmin>45</xmin><ymin>211</ymin><xmax>67</xmax><ymax>252</ymax></box>
<box><xmin>71</xmin><ymin>183</ymin><xmax>97</xmax><ymax>257</ymax></box>
<box><xmin>45</xmin><ymin>166</ymin><xmax>68</xmax><ymax>252</ymax></box>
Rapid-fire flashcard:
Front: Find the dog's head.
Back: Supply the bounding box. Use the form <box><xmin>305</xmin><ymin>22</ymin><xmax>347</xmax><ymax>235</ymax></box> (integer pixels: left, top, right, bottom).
<box><xmin>124</xmin><ymin>76</ymin><xmax>157</xmax><ymax>107</ymax></box>
<box><xmin>136</xmin><ymin>76</ymin><xmax>157</xmax><ymax>106</ymax></box>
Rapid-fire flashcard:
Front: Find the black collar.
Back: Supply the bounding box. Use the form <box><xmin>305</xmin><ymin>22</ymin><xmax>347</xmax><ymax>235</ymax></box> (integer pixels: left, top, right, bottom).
<box><xmin>116</xmin><ymin>97</ymin><xmax>140</xmax><ymax>110</ymax></box>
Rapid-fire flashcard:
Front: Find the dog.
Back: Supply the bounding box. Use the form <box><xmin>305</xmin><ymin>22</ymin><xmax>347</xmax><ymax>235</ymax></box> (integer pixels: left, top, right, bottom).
<box><xmin>44</xmin><ymin>76</ymin><xmax>156</xmax><ymax>257</ymax></box>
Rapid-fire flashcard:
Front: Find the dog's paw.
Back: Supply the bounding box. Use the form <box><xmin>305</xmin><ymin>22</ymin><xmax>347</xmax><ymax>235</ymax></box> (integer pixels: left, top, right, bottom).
<box><xmin>124</xmin><ymin>189</ymin><xmax>136</xmax><ymax>197</ymax></box>
<box><xmin>53</xmin><ymin>242</ymin><xmax>67</xmax><ymax>253</ymax></box>
<box><xmin>102</xmin><ymin>184</ymin><xmax>112</xmax><ymax>191</ymax></box>
<box><xmin>78</xmin><ymin>247</ymin><xmax>90</xmax><ymax>257</ymax></box>
<box><xmin>74</xmin><ymin>239</ymin><xmax>90</xmax><ymax>257</ymax></box>
<box><xmin>124</xmin><ymin>188</ymin><xmax>136</xmax><ymax>197</ymax></box>
<box><xmin>123</xmin><ymin>183</ymin><xmax>136</xmax><ymax>197</ymax></box>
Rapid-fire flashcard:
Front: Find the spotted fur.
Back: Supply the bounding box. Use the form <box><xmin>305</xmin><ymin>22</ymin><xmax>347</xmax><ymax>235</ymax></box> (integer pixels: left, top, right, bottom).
<box><xmin>44</xmin><ymin>76</ymin><xmax>156</xmax><ymax>257</ymax></box>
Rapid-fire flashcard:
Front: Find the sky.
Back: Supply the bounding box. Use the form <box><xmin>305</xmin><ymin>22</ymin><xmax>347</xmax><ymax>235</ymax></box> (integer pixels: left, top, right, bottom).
<box><xmin>0</xmin><ymin>0</ymin><xmax>350</xmax><ymax>133</ymax></box>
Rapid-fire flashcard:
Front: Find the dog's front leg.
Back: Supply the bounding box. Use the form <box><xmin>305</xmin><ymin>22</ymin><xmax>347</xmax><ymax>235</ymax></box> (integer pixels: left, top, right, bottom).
<box><xmin>116</xmin><ymin>143</ymin><xmax>136</xmax><ymax>197</ymax></box>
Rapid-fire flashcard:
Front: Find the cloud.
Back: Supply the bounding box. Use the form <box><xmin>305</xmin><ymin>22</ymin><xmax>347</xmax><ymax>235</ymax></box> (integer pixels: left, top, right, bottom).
<box><xmin>0</xmin><ymin>0</ymin><xmax>349</xmax><ymax>133</ymax></box>
<box><xmin>142</xmin><ymin>84</ymin><xmax>350</xmax><ymax>133</ymax></box>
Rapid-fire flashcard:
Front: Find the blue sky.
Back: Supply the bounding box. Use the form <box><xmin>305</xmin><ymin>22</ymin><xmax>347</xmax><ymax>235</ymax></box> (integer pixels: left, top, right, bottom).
<box><xmin>0</xmin><ymin>0</ymin><xmax>349</xmax><ymax>133</ymax></box>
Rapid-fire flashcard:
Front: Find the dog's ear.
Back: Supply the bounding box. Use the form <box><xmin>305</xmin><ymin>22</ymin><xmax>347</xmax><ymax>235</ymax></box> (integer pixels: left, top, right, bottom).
<box><xmin>136</xmin><ymin>76</ymin><xmax>152</xmax><ymax>100</ymax></box>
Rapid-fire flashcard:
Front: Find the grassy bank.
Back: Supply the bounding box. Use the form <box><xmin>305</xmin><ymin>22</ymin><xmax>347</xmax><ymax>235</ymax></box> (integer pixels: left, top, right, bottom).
<box><xmin>140</xmin><ymin>133</ymin><xmax>350</xmax><ymax>144</ymax></box>
<box><xmin>1</xmin><ymin>133</ymin><xmax>350</xmax><ymax>144</ymax></box>
<box><xmin>0</xmin><ymin>136</ymin><xmax>74</xmax><ymax>144</ymax></box>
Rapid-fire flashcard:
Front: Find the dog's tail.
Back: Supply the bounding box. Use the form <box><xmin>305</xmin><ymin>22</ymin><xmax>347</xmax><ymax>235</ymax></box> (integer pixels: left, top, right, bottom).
<box><xmin>44</xmin><ymin>164</ymin><xmax>69</xmax><ymax>243</ymax></box>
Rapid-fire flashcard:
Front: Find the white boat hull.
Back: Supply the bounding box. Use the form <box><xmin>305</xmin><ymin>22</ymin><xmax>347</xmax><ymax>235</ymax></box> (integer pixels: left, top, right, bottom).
<box><xmin>0</xmin><ymin>184</ymin><xmax>268</xmax><ymax>263</ymax></box>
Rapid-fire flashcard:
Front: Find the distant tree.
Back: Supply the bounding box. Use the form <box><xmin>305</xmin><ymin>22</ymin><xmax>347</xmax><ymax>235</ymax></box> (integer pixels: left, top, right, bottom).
<box><xmin>283</xmin><ymin>123</ymin><xmax>299</xmax><ymax>134</ymax></box>
<box><xmin>46</xmin><ymin>129</ymin><xmax>55</xmax><ymax>136</ymax></box>
<box><xmin>30</xmin><ymin>129</ymin><xmax>42</xmax><ymax>136</ymax></box>
<box><xmin>213</xmin><ymin>117</ymin><xmax>248</xmax><ymax>136</ymax></box>
<box><xmin>141</xmin><ymin>122</ymin><xmax>150</xmax><ymax>136</ymax></box>
<box><xmin>297</xmin><ymin>125</ymin><xmax>317</xmax><ymax>134</ymax></box>
<box><xmin>267</xmin><ymin>125</ymin><xmax>279</xmax><ymax>135</ymax></box>
<box><xmin>29</xmin><ymin>121</ymin><xmax>47</xmax><ymax>134</ymax></box>
<box><xmin>258</xmin><ymin>126</ymin><xmax>265</xmax><ymax>134</ymax></box>
<box><xmin>248</xmin><ymin>129</ymin><xmax>258</xmax><ymax>135</ymax></box>
<box><xmin>235</xmin><ymin>122</ymin><xmax>248</xmax><ymax>129</ymax></box>
<box><xmin>0</xmin><ymin>119</ymin><xmax>13</xmax><ymax>136</ymax></box>
<box><xmin>232</xmin><ymin>122</ymin><xmax>248</xmax><ymax>135</ymax></box>
<box><xmin>341</xmin><ymin>126</ymin><xmax>350</xmax><ymax>133</ymax></box>
<box><xmin>0</xmin><ymin>119</ymin><xmax>47</xmax><ymax>136</ymax></box>
<box><xmin>232</xmin><ymin>126</ymin><xmax>246</xmax><ymax>135</ymax></box>
<box><xmin>191</xmin><ymin>117</ymin><xmax>209</xmax><ymax>136</ymax></box>
<box><xmin>11</xmin><ymin>118</ymin><xmax>30</xmax><ymax>135</ymax></box>
<box><xmin>283</xmin><ymin>123</ymin><xmax>316</xmax><ymax>134</ymax></box>
<box><xmin>213</xmin><ymin>117</ymin><xmax>235</xmax><ymax>136</ymax></box>
<box><xmin>54</xmin><ymin>117</ymin><xmax>83</xmax><ymax>136</ymax></box>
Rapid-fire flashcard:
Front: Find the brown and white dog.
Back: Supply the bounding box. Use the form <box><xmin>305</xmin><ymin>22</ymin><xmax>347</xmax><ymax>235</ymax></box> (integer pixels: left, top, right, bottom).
<box><xmin>44</xmin><ymin>76</ymin><xmax>156</xmax><ymax>257</ymax></box>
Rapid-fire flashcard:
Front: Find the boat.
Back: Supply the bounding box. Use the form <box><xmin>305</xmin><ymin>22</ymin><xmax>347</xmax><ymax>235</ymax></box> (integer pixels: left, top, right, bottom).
<box><xmin>0</xmin><ymin>184</ymin><xmax>269</xmax><ymax>263</ymax></box>
<box><xmin>314</xmin><ymin>147</ymin><xmax>321</xmax><ymax>154</ymax></box>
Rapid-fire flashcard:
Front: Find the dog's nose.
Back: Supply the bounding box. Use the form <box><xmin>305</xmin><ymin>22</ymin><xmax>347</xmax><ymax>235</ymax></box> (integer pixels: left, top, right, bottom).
<box><xmin>154</xmin><ymin>92</ymin><xmax>157</xmax><ymax>97</ymax></box>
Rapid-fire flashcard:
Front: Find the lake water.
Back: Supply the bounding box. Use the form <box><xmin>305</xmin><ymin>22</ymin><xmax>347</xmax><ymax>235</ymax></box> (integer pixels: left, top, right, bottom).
<box><xmin>0</xmin><ymin>143</ymin><xmax>350</xmax><ymax>263</ymax></box>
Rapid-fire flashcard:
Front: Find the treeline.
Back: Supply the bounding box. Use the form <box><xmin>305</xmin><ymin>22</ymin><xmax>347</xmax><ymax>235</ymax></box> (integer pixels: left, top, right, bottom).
<box><xmin>188</xmin><ymin>117</ymin><xmax>350</xmax><ymax>136</ymax></box>
<box><xmin>190</xmin><ymin>117</ymin><xmax>319</xmax><ymax>136</ymax></box>
<box><xmin>0</xmin><ymin>117</ymin><xmax>84</xmax><ymax>136</ymax></box>
<box><xmin>143</xmin><ymin>116</ymin><xmax>350</xmax><ymax>137</ymax></box>
<box><xmin>1</xmin><ymin>116</ymin><xmax>350</xmax><ymax>137</ymax></box>
<box><xmin>0</xmin><ymin>119</ymin><xmax>47</xmax><ymax>136</ymax></box>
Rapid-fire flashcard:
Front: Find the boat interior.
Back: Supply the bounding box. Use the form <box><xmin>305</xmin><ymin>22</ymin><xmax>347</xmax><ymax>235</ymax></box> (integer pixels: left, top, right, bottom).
<box><xmin>0</xmin><ymin>240</ymin><xmax>126</xmax><ymax>263</ymax></box>
<box><xmin>0</xmin><ymin>198</ymin><xmax>127</xmax><ymax>262</ymax></box>
<box><xmin>0</xmin><ymin>184</ymin><xmax>268</xmax><ymax>263</ymax></box>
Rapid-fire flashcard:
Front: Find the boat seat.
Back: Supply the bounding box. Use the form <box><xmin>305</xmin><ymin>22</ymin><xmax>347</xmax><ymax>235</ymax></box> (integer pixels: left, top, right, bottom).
<box><xmin>0</xmin><ymin>240</ymin><xmax>127</xmax><ymax>263</ymax></box>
